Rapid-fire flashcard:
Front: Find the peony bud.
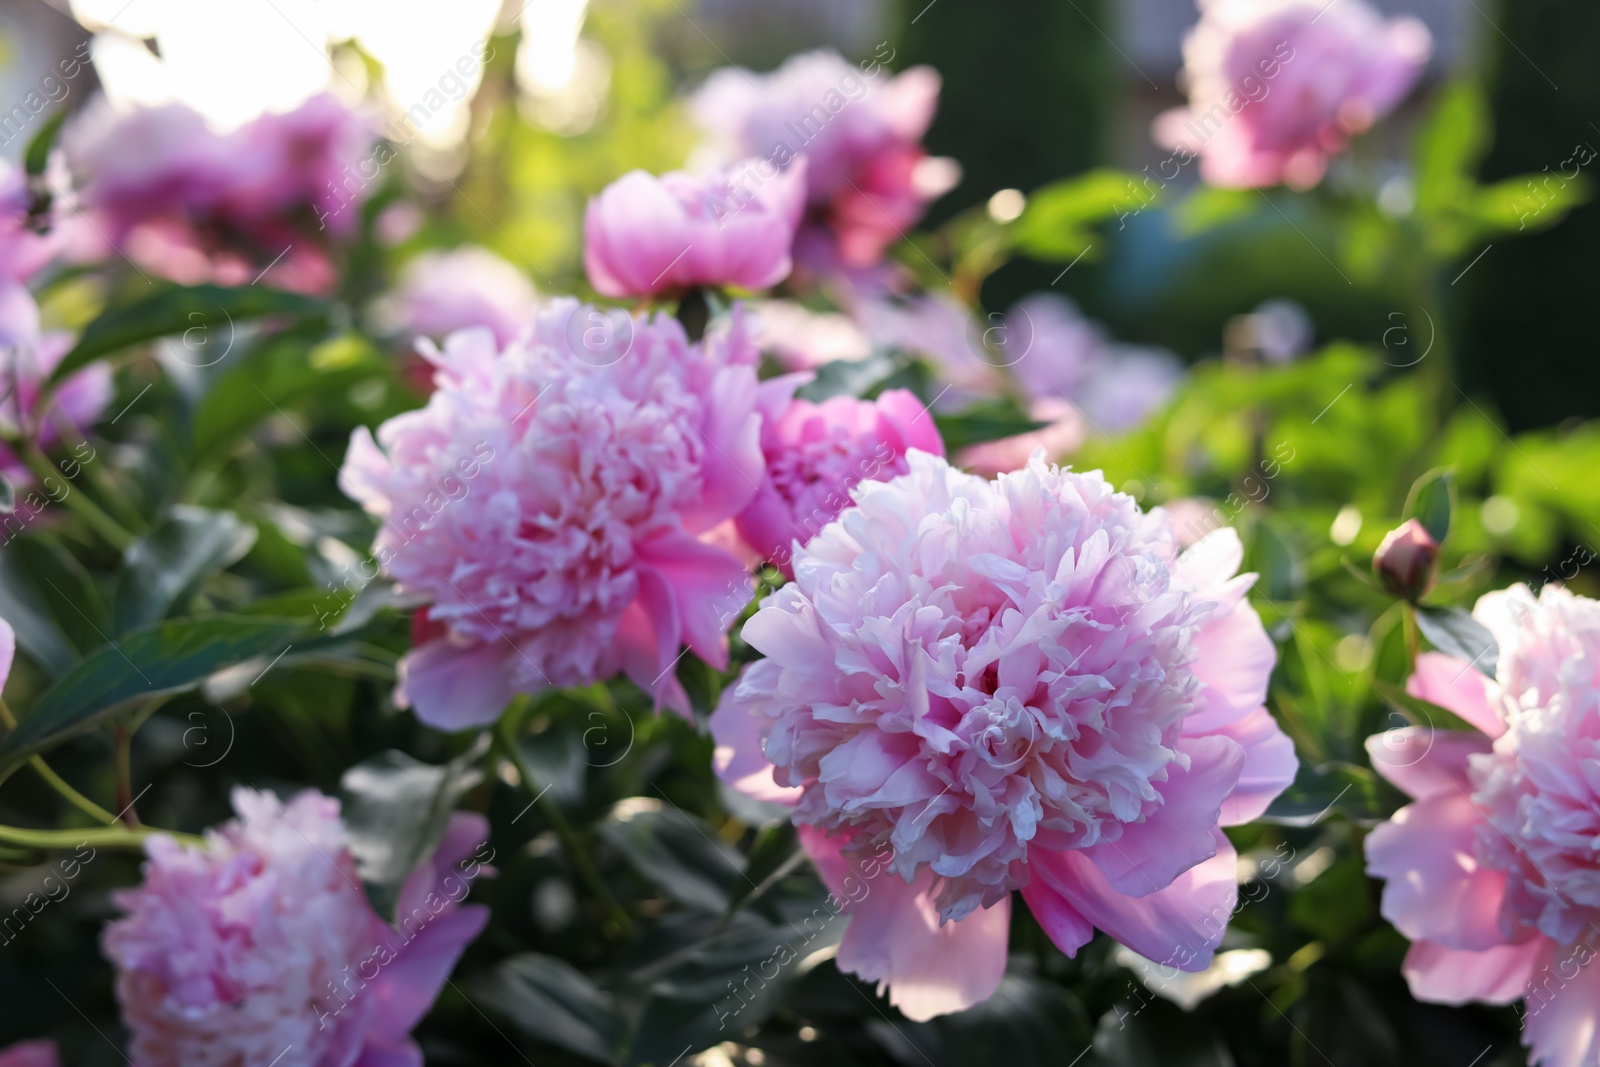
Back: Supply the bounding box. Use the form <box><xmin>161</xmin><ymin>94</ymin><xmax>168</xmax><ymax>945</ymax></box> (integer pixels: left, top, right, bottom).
<box><xmin>1374</xmin><ymin>518</ymin><xmax>1440</xmax><ymax>600</ymax></box>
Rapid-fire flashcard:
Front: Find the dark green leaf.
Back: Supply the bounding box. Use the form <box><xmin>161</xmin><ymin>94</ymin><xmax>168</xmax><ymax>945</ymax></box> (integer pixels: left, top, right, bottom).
<box><xmin>0</xmin><ymin>473</ymin><xmax>14</xmax><ymax>514</ymax></box>
<box><xmin>1094</xmin><ymin>997</ymin><xmax>1233</xmax><ymax>1067</ymax></box>
<box><xmin>23</xmin><ymin>109</ymin><xmax>68</xmax><ymax>177</ymax></box>
<box><xmin>0</xmin><ymin>549</ymin><xmax>75</xmax><ymax>675</ymax></box>
<box><xmin>1403</xmin><ymin>467</ymin><xmax>1454</xmax><ymax>543</ymax></box>
<box><xmin>0</xmin><ymin>615</ymin><xmax>304</xmax><ymax>768</ymax></box>
<box><xmin>795</xmin><ymin>350</ymin><xmax>901</xmax><ymax>403</ymax></box>
<box><xmin>934</xmin><ymin>400</ymin><xmax>1048</xmax><ymax>452</ymax></box>
<box><xmin>883</xmin><ymin>975</ymin><xmax>1090</xmax><ymax>1066</ymax></box>
<box><xmin>341</xmin><ymin>736</ymin><xmax>487</xmax><ymax>922</ymax></box>
<box><xmin>51</xmin><ymin>283</ymin><xmax>325</xmax><ymax>384</ymax></box>
<box><xmin>113</xmin><ymin>507</ymin><xmax>257</xmax><ymax>634</ymax></box>
<box><xmin>1371</xmin><ymin>678</ymin><xmax>1481</xmax><ymax>734</ymax></box>
<box><xmin>1413</xmin><ymin>81</ymin><xmax>1489</xmax><ymax>222</ymax></box>
<box><xmin>1262</xmin><ymin>761</ymin><xmax>1399</xmax><ymax>825</ymax></box>
<box><xmin>478</xmin><ymin>953</ymin><xmax>622</xmax><ymax>1065</ymax></box>
<box><xmin>599</xmin><ymin>798</ymin><xmax>743</xmax><ymax>912</ymax></box>
<box><xmin>9</xmin><ymin>535</ymin><xmax>110</xmax><ymax>656</ymax></box>
<box><xmin>1414</xmin><ymin>605</ymin><xmax>1498</xmax><ymax>676</ymax></box>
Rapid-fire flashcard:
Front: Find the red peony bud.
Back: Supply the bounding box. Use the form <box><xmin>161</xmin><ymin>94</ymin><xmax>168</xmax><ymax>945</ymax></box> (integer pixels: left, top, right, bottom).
<box><xmin>1374</xmin><ymin>518</ymin><xmax>1440</xmax><ymax>600</ymax></box>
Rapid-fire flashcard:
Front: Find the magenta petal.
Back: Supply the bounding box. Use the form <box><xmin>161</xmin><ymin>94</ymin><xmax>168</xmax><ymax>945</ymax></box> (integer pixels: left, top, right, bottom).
<box><xmin>365</xmin><ymin>905</ymin><xmax>490</xmax><ymax>1043</ymax></box>
<box><xmin>1364</xmin><ymin>727</ymin><xmax>1491</xmax><ymax>801</ymax></box>
<box><xmin>635</xmin><ymin>529</ymin><xmax>750</xmax><ymax>670</ymax></box>
<box><xmin>1365</xmin><ymin>792</ymin><xmax>1511</xmax><ymax>951</ymax></box>
<box><xmin>0</xmin><ymin>1040</ymin><xmax>60</xmax><ymax>1067</ymax></box>
<box><xmin>397</xmin><ymin>639</ymin><xmax>515</xmax><ymax>730</ymax></box>
<box><xmin>1020</xmin><ymin>878</ymin><xmax>1095</xmax><ymax>958</ymax></box>
<box><xmin>1083</xmin><ymin>735</ymin><xmax>1244</xmax><ymax>897</ymax></box>
<box><xmin>0</xmin><ymin>615</ymin><xmax>13</xmax><ymax>693</ymax></box>
<box><xmin>1401</xmin><ymin>936</ymin><xmax>1549</xmax><ymax>1006</ymax></box>
<box><xmin>351</xmin><ymin>1041</ymin><xmax>423</xmax><ymax>1067</ymax></box>
<box><xmin>1035</xmin><ymin>829</ymin><xmax>1238</xmax><ymax>972</ymax></box>
<box><xmin>1408</xmin><ymin>651</ymin><xmax>1504</xmax><ymax>738</ymax></box>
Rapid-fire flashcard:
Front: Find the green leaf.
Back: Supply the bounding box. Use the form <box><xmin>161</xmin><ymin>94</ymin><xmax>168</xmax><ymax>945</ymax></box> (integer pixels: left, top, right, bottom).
<box><xmin>1413</xmin><ymin>81</ymin><xmax>1490</xmax><ymax>222</ymax></box>
<box><xmin>0</xmin><ymin>615</ymin><xmax>304</xmax><ymax>768</ymax></box>
<box><xmin>51</xmin><ymin>283</ymin><xmax>326</xmax><ymax>384</ymax></box>
<box><xmin>1414</xmin><ymin>604</ymin><xmax>1498</xmax><ymax>676</ymax></box>
<box><xmin>1371</xmin><ymin>678</ymin><xmax>1481</xmax><ymax>735</ymax></box>
<box><xmin>934</xmin><ymin>400</ymin><xmax>1048</xmax><ymax>452</ymax></box>
<box><xmin>1014</xmin><ymin>169</ymin><xmax>1141</xmax><ymax>259</ymax></box>
<box><xmin>890</xmin><ymin>975</ymin><xmax>1090</xmax><ymax>1065</ymax></box>
<box><xmin>1094</xmin><ymin>997</ymin><xmax>1233</xmax><ymax>1067</ymax></box>
<box><xmin>1171</xmin><ymin>185</ymin><xmax>1260</xmax><ymax>237</ymax></box>
<box><xmin>23</xmin><ymin>109</ymin><xmax>68</xmax><ymax>177</ymax></box>
<box><xmin>477</xmin><ymin>953</ymin><xmax>622</xmax><ymax>1065</ymax></box>
<box><xmin>7</xmin><ymin>535</ymin><xmax>109</xmax><ymax>655</ymax></box>
<box><xmin>0</xmin><ymin>473</ymin><xmax>14</xmax><ymax>514</ymax></box>
<box><xmin>599</xmin><ymin>798</ymin><xmax>743</xmax><ymax>912</ymax></box>
<box><xmin>1261</xmin><ymin>761</ymin><xmax>1398</xmax><ymax>825</ymax></box>
<box><xmin>1470</xmin><ymin>172</ymin><xmax>1591</xmax><ymax>239</ymax></box>
<box><xmin>0</xmin><ymin>549</ymin><xmax>75</xmax><ymax>675</ymax></box>
<box><xmin>1403</xmin><ymin>467</ymin><xmax>1454</xmax><ymax>543</ymax></box>
<box><xmin>113</xmin><ymin>507</ymin><xmax>258</xmax><ymax>634</ymax></box>
<box><xmin>341</xmin><ymin>737</ymin><xmax>487</xmax><ymax>922</ymax></box>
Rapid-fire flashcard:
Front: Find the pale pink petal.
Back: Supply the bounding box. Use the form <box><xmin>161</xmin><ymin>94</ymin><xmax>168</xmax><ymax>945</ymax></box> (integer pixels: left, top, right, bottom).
<box><xmin>1034</xmin><ymin>830</ymin><xmax>1238</xmax><ymax>971</ymax></box>
<box><xmin>397</xmin><ymin>639</ymin><xmax>515</xmax><ymax>730</ymax></box>
<box><xmin>1084</xmin><ymin>735</ymin><xmax>1244</xmax><ymax>896</ymax></box>
<box><xmin>1364</xmin><ymin>727</ymin><xmax>1491</xmax><ymax>801</ymax></box>
<box><xmin>711</xmin><ymin>663</ymin><xmax>802</xmax><ymax>806</ymax></box>
<box><xmin>1206</xmin><ymin>705</ymin><xmax>1299</xmax><ymax>825</ymax></box>
<box><xmin>1522</xmin><ymin>935</ymin><xmax>1600</xmax><ymax>1067</ymax></box>
<box><xmin>1365</xmin><ymin>793</ymin><xmax>1511</xmax><ymax>952</ymax></box>
<box><xmin>1408</xmin><ymin>651</ymin><xmax>1504</xmax><ymax>738</ymax></box>
<box><xmin>0</xmin><ymin>616</ymin><xmax>14</xmax><ymax>692</ymax></box>
<box><xmin>1401</xmin><ymin>936</ymin><xmax>1549</xmax><ymax>1006</ymax></box>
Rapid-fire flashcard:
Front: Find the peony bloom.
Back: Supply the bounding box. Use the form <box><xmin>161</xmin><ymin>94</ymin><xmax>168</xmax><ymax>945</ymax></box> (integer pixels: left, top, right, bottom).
<box><xmin>103</xmin><ymin>789</ymin><xmax>489</xmax><ymax>1067</ymax></box>
<box><xmin>1154</xmin><ymin>0</ymin><xmax>1431</xmax><ymax>189</ymax></box>
<box><xmin>340</xmin><ymin>300</ymin><xmax>792</xmax><ymax>728</ymax></box>
<box><xmin>66</xmin><ymin>94</ymin><xmax>378</xmax><ymax>292</ymax></box>
<box><xmin>1364</xmin><ymin>585</ymin><xmax>1600</xmax><ymax>1067</ymax></box>
<box><xmin>0</xmin><ymin>284</ymin><xmax>113</xmax><ymax>483</ymax></box>
<box><xmin>750</xmin><ymin>299</ymin><xmax>871</xmax><ymax>372</ymax></box>
<box><xmin>712</xmin><ymin>452</ymin><xmax>1298</xmax><ymax>1019</ymax></box>
<box><xmin>692</xmin><ymin>50</ymin><xmax>959</xmax><ymax>270</ymax></box>
<box><xmin>736</xmin><ymin>388</ymin><xmax>943</xmax><ymax>573</ymax></box>
<box><xmin>0</xmin><ymin>1041</ymin><xmax>56</xmax><ymax>1067</ymax></box>
<box><xmin>583</xmin><ymin>159</ymin><xmax>807</xmax><ymax>298</ymax></box>
<box><xmin>379</xmin><ymin>246</ymin><xmax>538</xmax><ymax>348</ymax></box>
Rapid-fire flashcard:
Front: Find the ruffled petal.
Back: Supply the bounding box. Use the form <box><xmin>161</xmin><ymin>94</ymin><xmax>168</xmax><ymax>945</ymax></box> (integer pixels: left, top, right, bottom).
<box><xmin>711</xmin><ymin>662</ymin><xmax>802</xmax><ymax>806</ymax></box>
<box><xmin>1522</xmin><ymin>937</ymin><xmax>1600</xmax><ymax>1067</ymax></box>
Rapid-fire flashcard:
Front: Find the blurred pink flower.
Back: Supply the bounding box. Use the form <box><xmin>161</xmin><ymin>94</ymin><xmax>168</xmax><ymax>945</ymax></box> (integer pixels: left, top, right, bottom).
<box><xmin>381</xmin><ymin>246</ymin><xmax>538</xmax><ymax>348</ymax></box>
<box><xmin>736</xmin><ymin>388</ymin><xmax>943</xmax><ymax>572</ymax></box>
<box><xmin>0</xmin><ymin>161</ymin><xmax>59</xmax><ymax>286</ymax></box>
<box><xmin>0</xmin><ymin>1041</ymin><xmax>57</xmax><ymax>1067</ymax></box>
<box><xmin>750</xmin><ymin>299</ymin><xmax>871</xmax><ymax>371</ymax></box>
<box><xmin>1365</xmin><ymin>585</ymin><xmax>1600</xmax><ymax>1067</ymax></box>
<box><xmin>103</xmin><ymin>789</ymin><xmax>488</xmax><ymax>1067</ymax></box>
<box><xmin>1154</xmin><ymin>0</ymin><xmax>1431</xmax><ymax>189</ymax></box>
<box><xmin>66</xmin><ymin>95</ymin><xmax>379</xmax><ymax>292</ymax></box>
<box><xmin>692</xmin><ymin>50</ymin><xmax>959</xmax><ymax>270</ymax></box>
<box><xmin>340</xmin><ymin>300</ymin><xmax>793</xmax><ymax>727</ymax></box>
<box><xmin>712</xmin><ymin>453</ymin><xmax>1297</xmax><ymax>1019</ymax></box>
<box><xmin>0</xmin><ymin>284</ymin><xmax>113</xmax><ymax>483</ymax></box>
<box><xmin>583</xmin><ymin>159</ymin><xmax>806</xmax><ymax>298</ymax></box>
<box><xmin>957</xmin><ymin>400</ymin><xmax>1085</xmax><ymax>478</ymax></box>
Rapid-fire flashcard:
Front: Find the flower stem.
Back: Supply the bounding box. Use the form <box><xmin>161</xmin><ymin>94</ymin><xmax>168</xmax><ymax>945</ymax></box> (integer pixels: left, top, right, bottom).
<box><xmin>0</xmin><ymin>697</ymin><xmax>118</xmax><ymax>825</ymax></box>
<box><xmin>496</xmin><ymin>717</ymin><xmax>633</xmax><ymax>938</ymax></box>
<box><xmin>17</xmin><ymin>442</ymin><xmax>135</xmax><ymax>552</ymax></box>
<box><xmin>0</xmin><ymin>822</ymin><xmax>198</xmax><ymax>851</ymax></box>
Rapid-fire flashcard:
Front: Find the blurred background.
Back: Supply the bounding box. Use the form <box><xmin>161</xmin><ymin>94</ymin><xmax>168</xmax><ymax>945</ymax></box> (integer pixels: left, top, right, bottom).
<box><xmin>5</xmin><ymin>0</ymin><xmax>1587</xmax><ymax>432</ymax></box>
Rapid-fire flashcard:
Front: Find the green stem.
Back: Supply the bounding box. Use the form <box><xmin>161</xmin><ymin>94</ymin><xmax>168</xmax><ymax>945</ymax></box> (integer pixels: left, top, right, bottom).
<box><xmin>113</xmin><ymin>722</ymin><xmax>139</xmax><ymax>828</ymax></box>
<box><xmin>0</xmin><ymin>822</ymin><xmax>199</xmax><ymax>851</ymax></box>
<box><xmin>0</xmin><ymin>698</ymin><xmax>118</xmax><ymax>825</ymax></box>
<box><xmin>17</xmin><ymin>443</ymin><xmax>135</xmax><ymax>552</ymax></box>
<box><xmin>496</xmin><ymin>719</ymin><xmax>633</xmax><ymax>938</ymax></box>
<box><xmin>1402</xmin><ymin>602</ymin><xmax>1421</xmax><ymax>671</ymax></box>
<box><xmin>46</xmin><ymin>411</ymin><xmax>146</xmax><ymax>534</ymax></box>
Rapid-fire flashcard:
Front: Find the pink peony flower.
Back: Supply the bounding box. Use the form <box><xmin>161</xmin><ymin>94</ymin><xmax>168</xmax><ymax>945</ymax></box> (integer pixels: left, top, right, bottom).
<box><xmin>0</xmin><ymin>283</ymin><xmax>113</xmax><ymax>483</ymax></box>
<box><xmin>1364</xmin><ymin>585</ymin><xmax>1600</xmax><ymax>1067</ymax></box>
<box><xmin>66</xmin><ymin>94</ymin><xmax>378</xmax><ymax>292</ymax></box>
<box><xmin>691</xmin><ymin>50</ymin><xmax>959</xmax><ymax>270</ymax></box>
<box><xmin>735</xmin><ymin>388</ymin><xmax>944</xmax><ymax>573</ymax></box>
<box><xmin>340</xmin><ymin>300</ymin><xmax>793</xmax><ymax>728</ymax></box>
<box><xmin>750</xmin><ymin>299</ymin><xmax>871</xmax><ymax>372</ymax></box>
<box><xmin>103</xmin><ymin>788</ymin><xmax>489</xmax><ymax>1067</ymax></box>
<box><xmin>380</xmin><ymin>246</ymin><xmax>538</xmax><ymax>348</ymax></box>
<box><xmin>583</xmin><ymin>159</ymin><xmax>807</xmax><ymax>298</ymax></box>
<box><xmin>712</xmin><ymin>452</ymin><xmax>1298</xmax><ymax>1019</ymax></box>
<box><xmin>1154</xmin><ymin>0</ymin><xmax>1431</xmax><ymax>189</ymax></box>
<box><xmin>0</xmin><ymin>1041</ymin><xmax>57</xmax><ymax>1067</ymax></box>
